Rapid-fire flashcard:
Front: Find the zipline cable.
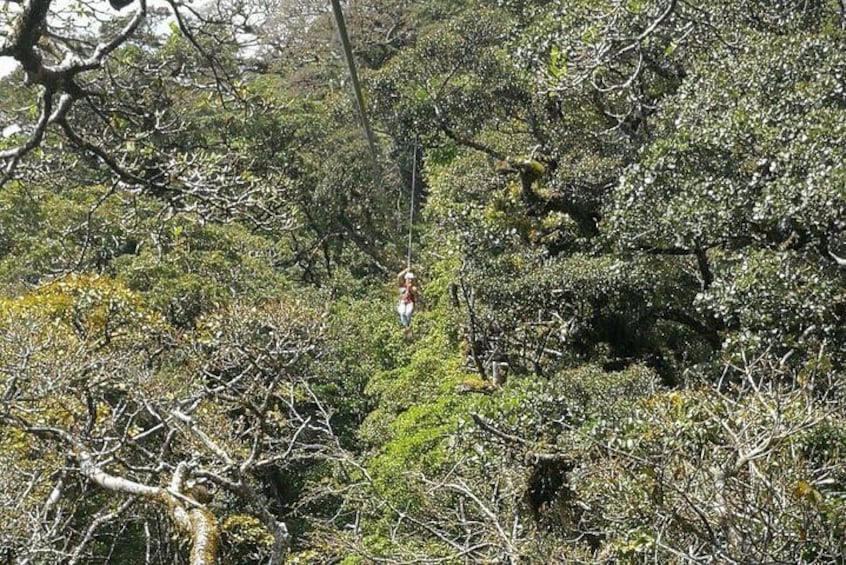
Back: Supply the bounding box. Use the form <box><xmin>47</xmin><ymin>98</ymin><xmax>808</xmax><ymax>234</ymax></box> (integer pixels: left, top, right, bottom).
<box><xmin>330</xmin><ymin>0</ymin><xmax>418</xmax><ymax>271</ymax></box>
<box><xmin>329</xmin><ymin>0</ymin><xmax>379</xmax><ymax>165</ymax></box>
<box><xmin>407</xmin><ymin>146</ymin><xmax>417</xmax><ymax>268</ymax></box>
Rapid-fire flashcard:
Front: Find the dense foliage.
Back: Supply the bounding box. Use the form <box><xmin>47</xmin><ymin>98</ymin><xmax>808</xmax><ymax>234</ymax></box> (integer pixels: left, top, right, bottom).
<box><xmin>1</xmin><ymin>0</ymin><xmax>845</xmax><ymax>563</ymax></box>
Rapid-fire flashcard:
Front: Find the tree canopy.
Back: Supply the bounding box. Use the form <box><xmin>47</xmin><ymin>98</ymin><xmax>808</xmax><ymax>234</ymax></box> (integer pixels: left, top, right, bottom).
<box><xmin>1</xmin><ymin>0</ymin><xmax>845</xmax><ymax>563</ymax></box>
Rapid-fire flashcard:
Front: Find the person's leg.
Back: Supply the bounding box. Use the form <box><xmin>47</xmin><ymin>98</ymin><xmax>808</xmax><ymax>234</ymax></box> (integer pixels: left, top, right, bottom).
<box><xmin>403</xmin><ymin>303</ymin><xmax>414</xmax><ymax>337</ymax></box>
<box><xmin>398</xmin><ymin>303</ymin><xmax>410</xmax><ymax>327</ymax></box>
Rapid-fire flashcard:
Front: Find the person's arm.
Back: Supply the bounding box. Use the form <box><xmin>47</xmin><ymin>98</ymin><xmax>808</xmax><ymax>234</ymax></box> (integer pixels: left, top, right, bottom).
<box><xmin>397</xmin><ymin>268</ymin><xmax>409</xmax><ymax>288</ymax></box>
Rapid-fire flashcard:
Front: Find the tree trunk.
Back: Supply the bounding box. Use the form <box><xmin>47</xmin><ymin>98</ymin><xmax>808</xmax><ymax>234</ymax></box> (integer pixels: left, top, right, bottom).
<box><xmin>79</xmin><ymin>453</ymin><xmax>220</xmax><ymax>564</ymax></box>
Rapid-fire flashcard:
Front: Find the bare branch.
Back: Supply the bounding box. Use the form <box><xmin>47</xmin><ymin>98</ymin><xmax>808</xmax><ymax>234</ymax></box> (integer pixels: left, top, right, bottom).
<box><xmin>0</xmin><ymin>90</ymin><xmax>73</xmax><ymax>185</ymax></box>
<box><xmin>172</xmin><ymin>409</ymin><xmax>236</xmax><ymax>467</ymax></box>
<box><xmin>0</xmin><ymin>0</ymin><xmax>147</xmax><ymax>185</ymax></box>
<box><xmin>66</xmin><ymin>498</ymin><xmax>136</xmax><ymax>565</ymax></box>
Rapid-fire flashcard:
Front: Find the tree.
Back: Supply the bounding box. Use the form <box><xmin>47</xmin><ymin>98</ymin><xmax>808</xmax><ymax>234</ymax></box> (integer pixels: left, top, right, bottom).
<box><xmin>1</xmin><ymin>0</ymin><xmax>148</xmax><ymax>185</ymax></box>
<box><xmin>0</xmin><ymin>277</ymin><xmax>337</xmax><ymax>563</ymax></box>
<box><xmin>3</xmin><ymin>0</ymin><xmax>846</xmax><ymax>561</ymax></box>
<box><xmin>606</xmin><ymin>9</ymin><xmax>846</xmax><ymax>370</ymax></box>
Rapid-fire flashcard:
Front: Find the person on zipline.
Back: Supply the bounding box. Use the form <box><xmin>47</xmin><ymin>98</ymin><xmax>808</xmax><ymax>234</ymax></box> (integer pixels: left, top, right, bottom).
<box><xmin>396</xmin><ymin>267</ymin><xmax>418</xmax><ymax>335</ymax></box>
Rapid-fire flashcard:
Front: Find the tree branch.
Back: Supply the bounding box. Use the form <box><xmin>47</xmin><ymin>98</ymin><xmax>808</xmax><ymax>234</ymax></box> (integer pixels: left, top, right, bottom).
<box><xmin>0</xmin><ymin>90</ymin><xmax>73</xmax><ymax>185</ymax></box>
<box><xmin>67</xmin><ymin>498</ymin><xmax>136</xmax><ymax>565</ymax></box>
<box><xmin>431</xmin><ymin>101</ymin><xmax>506</xmax><ymax>161</ymax></box>
<box><xmin>7</xmin><ymin>417</ymin><xmax>220</xmax><ymax>564</ymax></box>
<box><xmin>0</xmin><ymin>0</ymin><xmax>147</xmax><ymax>185</ymax></box>
<box><xmin>471</xmin><ymin>412</ymin><xmax>570</xmax><ymax>464</ymax></box>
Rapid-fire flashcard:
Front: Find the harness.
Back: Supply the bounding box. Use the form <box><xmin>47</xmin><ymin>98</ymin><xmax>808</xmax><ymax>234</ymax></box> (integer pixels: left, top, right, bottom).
<box><xmin>400</xmin><ymin>284</ymin><xmax>416</xmax><ymax>304</ymax></box>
